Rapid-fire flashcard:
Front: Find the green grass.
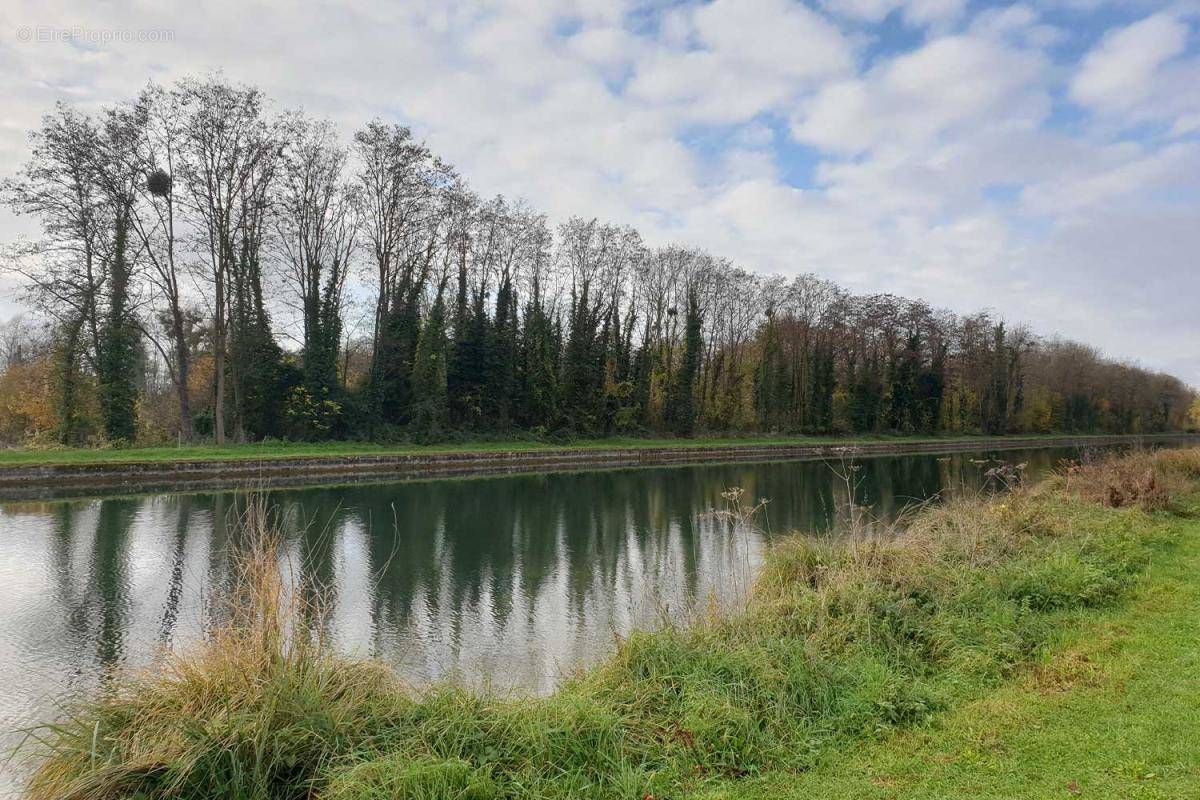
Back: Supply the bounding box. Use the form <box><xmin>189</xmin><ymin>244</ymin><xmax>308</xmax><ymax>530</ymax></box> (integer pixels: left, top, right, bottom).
<box><xmin>20</xmin><ymin>449</ymin><xmax>1200</xmax><ymax>800</ymax></box>
<box><xmin>0</xmin><ymin>432</ymin><xmax>1163</xmax><ymax>468</ymax></box>
<box><xmin>711</xmin><ymin>493</ymin><xmax>1200</xmax><ymax>799</ymax></box>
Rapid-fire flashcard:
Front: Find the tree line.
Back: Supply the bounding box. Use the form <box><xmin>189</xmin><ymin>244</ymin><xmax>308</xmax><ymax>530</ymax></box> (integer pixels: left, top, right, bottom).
<box><xmin>1</xmin><ymin>75</ymin><xmax>1195</xmax><ymax>446</ymax></box>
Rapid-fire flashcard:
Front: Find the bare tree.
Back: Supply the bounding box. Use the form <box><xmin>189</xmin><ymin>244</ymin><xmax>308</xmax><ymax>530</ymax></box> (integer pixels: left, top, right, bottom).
<box><xmin>124</xmin><ymin>84</ymin><xmax>196</xmax><ymax>441</ymax></box>
<box><xmin>2</xmin><ymin>103</ymin><xmax>108</xmax><ymax>369</ymax></box>
<box><xmin>275</xmin><ymin>115</ymin><xmax>358</xmax><ymax>394</ymax></box>
<box><xmin>173</xmin><ymin>75</ymin><xmax>283</xmax><ymax>443</ymax></box>
<box><xmin>352</xmin><ymin>120</ymin><xmax>446</xmax><ymax>422</ymax></box>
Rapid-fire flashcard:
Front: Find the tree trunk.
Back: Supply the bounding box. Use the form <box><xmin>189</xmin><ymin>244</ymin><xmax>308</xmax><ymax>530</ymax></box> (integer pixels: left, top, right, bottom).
<box><xmin>213</xmin><ymin>265</ymin><xmax>226</xmax><ymax>445</ymax></box>
<box><xmin>172</xmin><ymin>306</ymin><xmax>193</xmax><ymax>443</ymax></box>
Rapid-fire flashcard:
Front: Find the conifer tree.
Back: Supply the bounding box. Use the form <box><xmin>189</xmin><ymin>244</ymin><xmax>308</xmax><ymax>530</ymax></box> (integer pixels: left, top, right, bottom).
<box><xmin>849</xmin><ymin>352</ymin><xmax>884</xmax><ymax>433</ymax></box>
<box><xmin>983</xmin><ymin>323</ymin><xmax>1010</xmax><ymax>435</ymax></box>
<box><xmin>668</xmin><ymin>293</ymin><xmax>702</xmax><ymax>437</ymax></box>
<box><xmin>518</xmin><ymin>284</ymin><xmax>559</xmax><ymax>428</ymax></box>
<box><xmin>411</xmin><ymin>293</ymin><xmax>449</xmax><ymax>435</ymax></box>
<box><xmin>888</xmin><ymin>333</ymin><xmax>921</xmax><ymax>433</ymax></box>
<box><xmin>448</xmin><ymin>291</ymin><xmax>490</xmax><ymax>427</ymax></box>
<box><xmin>489</xmin><ymin>276</ymin><xmax>519</xmax><ymax>428</ymax></box>
<box><xmin>755</xmin><ymin>312</ymin><xmax>788</xmax><ymax>430</ymax></box>
<box><xmin>561</xmin><ymin>285</ymin><xmax>605</xmax><ymax>433</ymax></box>
<box><xmin>917</xmin><ymin>341</ymin><xmax>946</xmax><ymax>433</ymax></box>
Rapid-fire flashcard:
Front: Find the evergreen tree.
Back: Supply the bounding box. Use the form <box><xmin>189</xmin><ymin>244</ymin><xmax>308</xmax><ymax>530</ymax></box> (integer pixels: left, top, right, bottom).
<box><xmin>375</xmin><ymin>292</ymin><xmax>422</xmax><ymax>425</ymax></box>
<box><xmin>1065</xmin><ymin>393</ymin><xmax>1096</xmax><ymax>432</ymax></box>
<box><xmin>561</xmin><ymin>285</ymin><xmax>605</xmax><ymax>433</ymax></box>
<box><xmin>983</xmin><ymin>323</ymin><xmax>1010</xmax><ymax>435</ymax></box>
<box><xmin>303</xmin><ymin>266</ymin><xmax>344</xmax><ymax>400</ymax></box>
<box><xmin>518</xmin><ymin>284</ymin><xmax>560</xmax><ymax>428</ymax></box>
<box><xmin>410</xmin><ymin>292</ymin><xmax>449</xmax><ymax>435</ymax></box>
<box><xmin>668</xmin><ymin>293</ymin><xmax>702</xmax><ymax>437</ymax></box>
<box><xmin>596</xmin><ymin>309</ymin><xmax>620</xmax><ymax>436</ymax></box>
<box><xmin>8</xmin><ymin>78</ymin><xmax>1196</xmax><ymax>447</ymax></box>
<box><xmin>755</xmin><ymin>312</ymin><xmax>789</xmax><ymax>430</ymax></box>
<box><xmin>448</xmin><ymin>290</ymin><xmax>491</xmax><ymax>428</ymax></box>
<box><xmin>811</xmin><ymin>344</ymin><xmax>836</xmax><ymax>432</ymax></box>
<box><xmin>488</xmin><ymin>276</ymin><xmax>519</xmax><ymax>428</ymax></box>
<box><xmin>849</xmin><ymin>352</ymin><xmax>884</xmax><ymax>433</ymax></box>
<box><xmin>52</xmin><ymin>318</ymin><xmax>88</xmax><ymax>445</ymax></box>
<box><xmin>888</xmin><ymin>333</ymin><xmax>921</xmax><ymax>433</ymax></box>
<box><xmin>916</xmin><ymin>341</ymin><xmax>946</xmax><ymax>433</ymax></box>
<box><xmin>630</xmin><ymin>332</ymin><xmax>653</xmax><ymax>430</ymax></box>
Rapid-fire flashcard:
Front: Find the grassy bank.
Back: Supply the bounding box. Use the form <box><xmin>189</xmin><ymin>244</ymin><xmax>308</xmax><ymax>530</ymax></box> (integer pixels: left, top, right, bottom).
<box><xmin>0</xmin><ymin>432</ymin><xmax>1177</xmax><ymax>468</ymax></box>
<box><xmin>728</xmin><ymin>489</ymin><xmax>1200</xmax><ymax>799</ymax></box>
<box><xmin>20</xmin><ymin>449</ymin><xmax>1200</xmax><ymax>800</ymax></box>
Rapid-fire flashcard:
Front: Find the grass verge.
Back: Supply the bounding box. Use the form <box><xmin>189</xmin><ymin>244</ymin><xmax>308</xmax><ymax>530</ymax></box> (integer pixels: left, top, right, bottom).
<box><xmin>716</xmin><ymin>490</ymin><xmax>1200</xmax><ymax>798</ymax></box>
<box><xmin>0</xmin><ymin>433</ymin><xmax>1167</xmax><ymax>468</ymax></box>
<box><xmin>19</xmin><ymin>449</ymin><xmax>1200</xmax><ymax>800</ymax></box>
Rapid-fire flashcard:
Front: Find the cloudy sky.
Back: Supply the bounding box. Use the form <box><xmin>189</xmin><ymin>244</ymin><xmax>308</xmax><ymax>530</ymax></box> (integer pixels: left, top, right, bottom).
<box><xmin>1</xmin><ymin>0</ymin><xmax>1197</xmax><ymax>384</ymax></box>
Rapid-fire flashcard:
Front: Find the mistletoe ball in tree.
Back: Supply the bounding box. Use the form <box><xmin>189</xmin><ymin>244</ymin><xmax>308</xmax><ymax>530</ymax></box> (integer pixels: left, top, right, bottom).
<box><xmin>146</xmin><ymin>169</ymin><xmax>172</xmax><ymax>197</ymax></box>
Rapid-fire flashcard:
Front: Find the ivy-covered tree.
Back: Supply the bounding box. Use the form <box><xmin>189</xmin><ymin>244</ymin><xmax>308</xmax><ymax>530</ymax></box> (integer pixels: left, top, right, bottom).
<box><xmin>755</xmin><ymin>311</ymin><xmax>788</xmax><ymax>431</ymax></box>
<box><xmin>228</xmin><ymin>228</ymin><xmax>287</xmax><ymax>440</ymax></box>
<box><xmin>96</xmin><ymin>216</ymin><xmax>139</xmax><ymax>442</ymax></box>
<box><xmin>275</xmin><ymin>116</ymin><xmax>356</xmax><ymax>404</ymax></box>
<box><xmin>668</xmin><ymin>293</ymin><xmax>702</xmax><ymax>437</ymax></box>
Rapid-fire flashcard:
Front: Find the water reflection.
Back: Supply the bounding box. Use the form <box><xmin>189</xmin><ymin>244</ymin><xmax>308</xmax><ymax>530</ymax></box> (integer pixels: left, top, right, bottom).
<box><xmin>0</xmin><ymin>445</ymin><xmax>1113</xmax><ymax>793</ymax></box>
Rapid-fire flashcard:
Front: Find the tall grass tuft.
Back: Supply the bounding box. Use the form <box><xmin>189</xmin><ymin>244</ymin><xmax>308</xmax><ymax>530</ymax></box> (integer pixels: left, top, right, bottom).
<box><xmin>25</xmin><ymin>498</ymin><xmax>408</xmax><ymax>800</ymax></box>
<box><xmin>21</xmin><ymin>448</ymin><xmax>1200</xmax><ymax>800</ymax></box>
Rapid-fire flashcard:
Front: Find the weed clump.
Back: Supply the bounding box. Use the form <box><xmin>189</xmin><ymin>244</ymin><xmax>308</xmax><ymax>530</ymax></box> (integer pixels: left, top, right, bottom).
<box><xmin>1061</xmin><ymin>448</ymin><xmax>1194</xmax><ymax>510</ymax></box>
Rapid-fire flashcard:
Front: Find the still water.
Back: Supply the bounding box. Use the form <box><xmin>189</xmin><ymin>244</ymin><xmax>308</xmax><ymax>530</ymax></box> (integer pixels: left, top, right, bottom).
<box><xmin>0</xmin><ymin>444</ymin><xmax>1129</xmax><ymax>789</ymax></box>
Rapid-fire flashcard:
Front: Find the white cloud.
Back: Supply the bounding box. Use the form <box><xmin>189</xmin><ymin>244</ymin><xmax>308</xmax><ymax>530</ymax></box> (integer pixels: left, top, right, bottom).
<box><xmin>1022</xmin><ymin>141</ymin><xmax>1200</xmax><ymax>216</ymax></box>
<box><xmin>968</xmin><ymin>4</ymin><xmax>1065</xmax><ymax>48</ymax></box>
<box><xmin>793</xmin><ymin>34</ymin><xmax>1048</xmax><ymax>154</ymax></box>
<box><xmin>1070</xmin><ymin>13</ymin><xmax>1190</xmax><ymax>113</ymax></box>
<box><xmin>627</xmin><ymin>0</ymin><xmax>854</xmax><ymax>123</ymax></box>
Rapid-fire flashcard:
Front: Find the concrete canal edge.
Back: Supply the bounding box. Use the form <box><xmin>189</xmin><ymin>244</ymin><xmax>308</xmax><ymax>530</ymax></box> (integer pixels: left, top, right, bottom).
<box><xmin>0</xmin><ymin>433</ymin><xmax>1195</xmax><ymax>500</ymax></box>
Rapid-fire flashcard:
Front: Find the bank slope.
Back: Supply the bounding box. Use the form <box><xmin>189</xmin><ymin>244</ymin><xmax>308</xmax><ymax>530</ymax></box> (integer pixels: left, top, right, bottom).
<box><xmin>718</xmin><ymin>494</ymin><xmax>1200</xmax><ymax>799</ymax></box>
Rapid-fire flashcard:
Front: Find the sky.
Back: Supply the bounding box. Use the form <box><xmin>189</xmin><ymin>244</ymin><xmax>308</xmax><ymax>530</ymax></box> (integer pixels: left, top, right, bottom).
<box><xmin>0</xmin><ymin>0</ymin><xmax>1197</xmax><ymax>385</ymax></box>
